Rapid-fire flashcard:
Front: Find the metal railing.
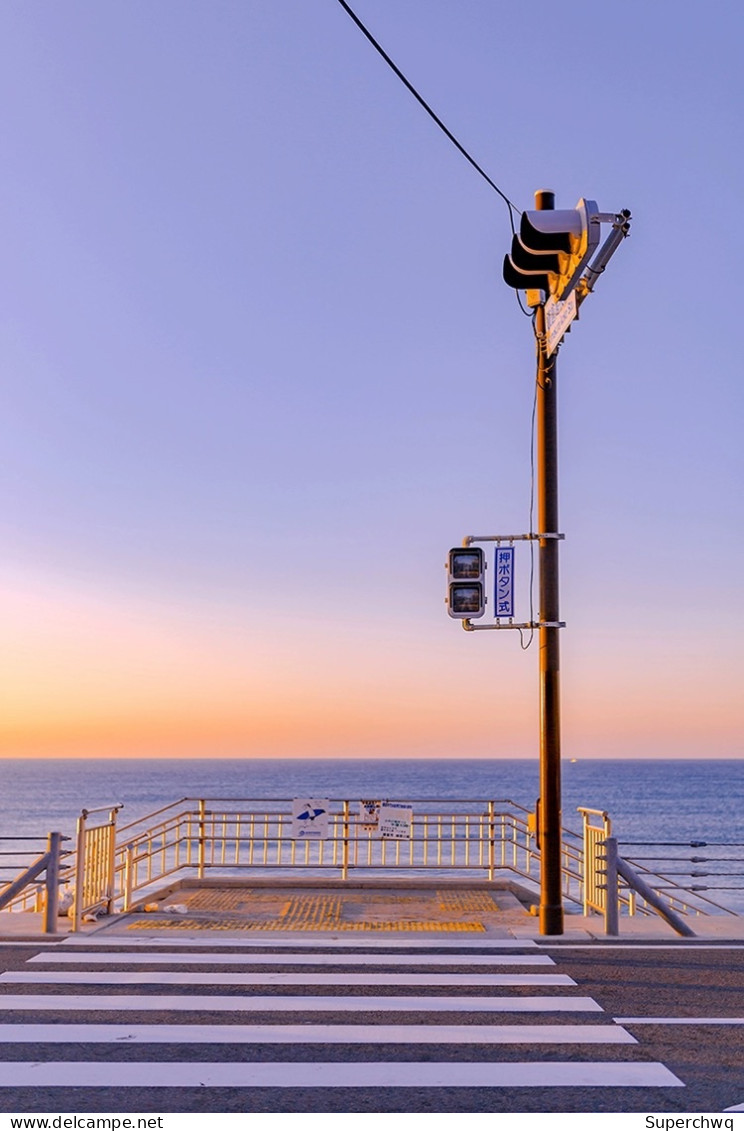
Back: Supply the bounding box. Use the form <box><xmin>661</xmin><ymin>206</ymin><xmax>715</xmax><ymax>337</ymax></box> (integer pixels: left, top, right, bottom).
<box><xmin>618</xmin><ymin>839</ymin><xmax>744</xmax><ymax>914</ymax></box>
<box><xmin>580</xmin><ymin>810</ymin><xmax>739</xmax><ymax>922</ymax></box>
<box><xmin>3</xmin><ymin>797</ymin><xmax>739</xmax><ymax>933</ymax></box>
<box><xmin>579</xmin><ymin>807</ymin><xmax>612</xmax><ymax>915</ymax></box>
<box><xmin>72</xmin><ymin>806</ymin><xmax>122</xmax><ymax>931</ymax></box>
<box><xmin>107</xmin><ymin>796</ymin><xmax>590</xmax><ymax>918</ymax></box>
<box><xmin>599</xmin><ymin>838</ymin><xmax>696</xmax><ymax>937</ymax></box>
<box><xmin>1</xmin><ymin>806</ymin><xmax>121</xmax><ymax>931</ymax></box>
<box><xmin>0</xmin><ymin>833</ymin><xmax>69</xmax><ymax>932</ymax></box>
<box><xmin>585</xmin><ymin>828</ymin><xmax>742</xmax><ymax>936</ymax></box>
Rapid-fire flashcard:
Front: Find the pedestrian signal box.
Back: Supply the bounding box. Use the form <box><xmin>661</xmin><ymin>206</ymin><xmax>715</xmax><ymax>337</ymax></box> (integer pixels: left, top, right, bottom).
<box><xmin>446</xmin><ymin>547</ymin><xmax>486</xmax><ymax>619</ymax></box>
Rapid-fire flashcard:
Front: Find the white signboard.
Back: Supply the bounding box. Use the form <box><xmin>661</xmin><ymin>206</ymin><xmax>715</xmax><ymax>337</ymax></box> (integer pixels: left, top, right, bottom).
<box><xmin>291</xmin><ymin>798</ymin><xmax>330</xmax><ymax>840</ymax></box>
<box><xmin>358</xmin><ymin>799</ymin><xmax>380</xmax><ymax>831</ymax></box>
<box><xmin>545</xmin><ymin>291</ymin><xmax>578</xmax><ymax>357</ymax></box>
<box><xmin>495</xmin><ymin>545</ymin><xmax>514</xmax><ymax>618</ymax></box>
<box><xmin>378</xmin><ymin>803</ymin><xmax>413</xmax><ymax>840</ymax></box>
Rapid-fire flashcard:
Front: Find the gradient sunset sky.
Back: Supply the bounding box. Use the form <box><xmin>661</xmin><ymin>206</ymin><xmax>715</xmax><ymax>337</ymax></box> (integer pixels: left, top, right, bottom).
<box><xmin>0</xmin><ymin>1</ymin><xmax>741</xmax><ymax>760</ymax></box>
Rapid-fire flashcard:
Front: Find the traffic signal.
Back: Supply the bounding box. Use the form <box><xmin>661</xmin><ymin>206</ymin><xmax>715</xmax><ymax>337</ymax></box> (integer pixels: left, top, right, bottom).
<box><xmin>446</xmin><ymin>547</ymin><xmax>486</xmax><ymax>619</ymax></box>
<box><xmin>503</xmin><ymin>199</ymin><xmax>600</xmax><ymax>301</ymax></box>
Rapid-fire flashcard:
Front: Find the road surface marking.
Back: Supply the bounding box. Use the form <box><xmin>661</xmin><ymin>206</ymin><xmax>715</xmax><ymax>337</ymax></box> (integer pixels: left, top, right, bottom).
<box><xmin>0</xmin><ymin>970</ymin><xmax>575</xmax><ymax>987</ymax></box>
<box><xmin>0</xmin><ymin>1022</ymin><xmax>636</xmax><ymax>1044</ymax></box>
<box><xmin>0</xmin><ymin>1060</ymin><xmax>683</xmax><ymax>1087</ymax></box>
<box><xmin>60</xmin><ymin>936</ymin><xmax>538</xmax><ymax>948</ymax></box>
<box><xmin>616</xmin><ymin>1016</ymin><xmax>744</xmax><ymax>1025</ymax></box>
<box><xmin>0</xmin><ymin>993</ymin><xmax>603</xmax><ymax>1012</ymax></box>
<box><xmin>29</xmin><ymin>951</ymin><xmax>554</xmax><ymax>967</ymax></box>
<box><xmin>537</xmin><ymin>944</ymin><xmax>744</xmax><ymax>951</ymax></box>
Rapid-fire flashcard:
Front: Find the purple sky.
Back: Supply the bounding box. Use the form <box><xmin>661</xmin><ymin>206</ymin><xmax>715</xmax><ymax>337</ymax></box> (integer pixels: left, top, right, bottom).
<box><xmin>0</xmin><ymin>1</ymin><xmax>741</xmax><ymax>759</ymax></box>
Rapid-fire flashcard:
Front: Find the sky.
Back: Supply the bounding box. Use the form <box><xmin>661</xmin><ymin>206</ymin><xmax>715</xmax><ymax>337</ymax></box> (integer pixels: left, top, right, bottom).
<box><xmin>0</xmin><ymin>0</ymin><xmax>741</xmax><ymax>761</ymax></box>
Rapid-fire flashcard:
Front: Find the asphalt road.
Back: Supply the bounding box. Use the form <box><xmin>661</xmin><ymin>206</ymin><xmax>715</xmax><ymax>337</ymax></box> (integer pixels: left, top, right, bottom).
<box><xmin>0</xmin><ymin>939</ymin><xmax>741</xmax><ymax>1114</ymax></box>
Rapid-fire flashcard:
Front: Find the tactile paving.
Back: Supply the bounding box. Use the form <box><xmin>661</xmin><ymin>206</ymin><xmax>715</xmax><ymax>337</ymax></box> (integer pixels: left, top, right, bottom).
<box><xmin>126</xmin><ymin>916</ymin><xmax>484</xmax><ymax>933</ymax></box>
<box><xmin>437</xmin><ymin>890</ymin><xmax>502</xmax><ymax>913</ymax></box>
<box><xmin>123</xmin><ymin>886</ymin><xmax>515</xmax><ymax>932</ymax></box>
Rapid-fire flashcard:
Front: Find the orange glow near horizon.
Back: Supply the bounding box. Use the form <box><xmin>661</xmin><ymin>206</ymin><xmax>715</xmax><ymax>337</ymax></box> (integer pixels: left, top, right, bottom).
<box><xmin>0</xmin><ymin>2</ymin><xmax>742</xmax><ymax>772</ymax></box>
<box><xmin>0</xmin><ymin>567</ymin><xmax>741</xmax><ymax>760</ymax></box>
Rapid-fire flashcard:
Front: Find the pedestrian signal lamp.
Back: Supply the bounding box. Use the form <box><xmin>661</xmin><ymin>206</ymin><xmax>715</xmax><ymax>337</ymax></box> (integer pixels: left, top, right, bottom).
<box><xmin>503</xmin><ymin>198</ymin><xmax>600</xmax><ymax>302</ymax></box>
<box><xmin>446</xmin><ymin>547</ymin><xmax>486</xmax><ymax>619</ymax></box>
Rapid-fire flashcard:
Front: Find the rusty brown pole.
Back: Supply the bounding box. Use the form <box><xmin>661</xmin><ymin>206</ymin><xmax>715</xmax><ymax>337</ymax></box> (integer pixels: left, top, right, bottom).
<box><xmin>534</xmin><ymin>188</ymin><xmax>564</xmax><ymax>936</ymax></box>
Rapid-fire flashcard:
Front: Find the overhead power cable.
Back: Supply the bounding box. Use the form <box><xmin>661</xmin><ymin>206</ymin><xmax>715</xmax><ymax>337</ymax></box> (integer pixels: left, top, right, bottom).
<box><xmin>337</xmin><ymin>2</ymin><xmax>540</xmax><ymax>644</ymax></box>
<box><xmin>335</xmin><ymin>0</ymin><xmax>521</xmax><ymax>232</ymax></box>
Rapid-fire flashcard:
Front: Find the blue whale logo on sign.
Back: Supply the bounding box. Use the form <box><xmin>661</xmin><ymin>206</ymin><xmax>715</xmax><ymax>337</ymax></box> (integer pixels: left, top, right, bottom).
<box><xmin>296</xmin><ymin>804</ymin><xmax>326</xmax><ymax>822</ymax></box>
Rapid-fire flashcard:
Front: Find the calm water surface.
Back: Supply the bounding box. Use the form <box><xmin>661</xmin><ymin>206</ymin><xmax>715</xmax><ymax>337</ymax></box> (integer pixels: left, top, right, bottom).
<box><xmin>1</xmin><ymin>757</ymin><xmax>740</xmax><ymax>844</ymax></box>
<box><xmin>1</xmin><ymin>758</ymin><xmax>742</xmax><ymax>911</ymax></box>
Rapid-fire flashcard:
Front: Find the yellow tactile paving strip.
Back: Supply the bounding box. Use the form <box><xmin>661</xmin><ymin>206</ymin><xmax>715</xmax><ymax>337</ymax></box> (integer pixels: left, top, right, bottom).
<box><xmin>281</xmin><ymin>895</ymin><xmax>343</xmax><ymax>928</ymax></box>
<box><xmin>126</xmin><ymin>917</ymin><xmax>484</xmax><ymax>932</ymax></box>
<box><xmin>128</xmin><ymin>919</ymin><xmax>286</xmax><ymax>932</ymax></box>
<box><xmin>123</xmin><ymin>887</ymin><xmax>511</xmax><ymax>933</ymax></box>
<box><xmin>438</xmin><ymin>890</ymin><xmax>501</xmax><ymax>913</ymax></box>
<box><xmin>186</xmin><ymin>890</ymin><xmax>280</xmax><ymax>912</ymax></box>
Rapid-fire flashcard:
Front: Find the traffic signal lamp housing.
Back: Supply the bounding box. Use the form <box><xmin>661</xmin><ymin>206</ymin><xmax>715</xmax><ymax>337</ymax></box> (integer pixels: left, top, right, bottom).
<box><xmin>503</xmin><ymin>198</ymin><xmax>600</xmax><ymax>302</ymax></box>
<box><xmin>446</xmin><ymin>547</ymin><xmax>486</xmax><ymax>619</ymax></box>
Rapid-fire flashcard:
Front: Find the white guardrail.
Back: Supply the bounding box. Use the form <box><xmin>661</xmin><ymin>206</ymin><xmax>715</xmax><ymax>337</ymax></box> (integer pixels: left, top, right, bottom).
<box><xmin>1</xmin><ymin>797</ymin><xmax>738</xmax><ymax>933</ymax></box>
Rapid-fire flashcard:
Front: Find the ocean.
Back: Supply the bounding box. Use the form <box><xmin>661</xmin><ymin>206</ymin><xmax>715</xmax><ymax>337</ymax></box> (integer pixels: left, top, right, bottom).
<box><xmin>1</xmin><ymin>757</ymin><xmax>742</xmax><ymax>911</ymax></box>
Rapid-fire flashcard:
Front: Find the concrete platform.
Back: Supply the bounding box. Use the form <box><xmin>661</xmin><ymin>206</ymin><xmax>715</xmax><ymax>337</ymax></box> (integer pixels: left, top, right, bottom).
<box><xmin>3</xmin><ymin>878</ymin><xmax>744</xmax><ymax>944</ymax></box>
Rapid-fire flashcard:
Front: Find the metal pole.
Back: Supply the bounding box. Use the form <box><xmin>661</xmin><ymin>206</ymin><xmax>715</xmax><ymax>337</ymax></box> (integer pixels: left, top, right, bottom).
<box><xmin>616</xmin><ymin>855</ymin><xmax>696</xmax><ymax>938</ymax></box>
<box><xmin>43</xmin><ymin>832</ymin><xmax>62</xmax><ymax>934</ymax></box>
<box><xmin>535</xmin><ymin>189</ymin><xmax>564</xmax><ymax>936</ymax></box>
<box><xmin>342</xmin><ymin>800</ymin><xmax>349</xmax><ymax>881</ymax></box>
<box><xmin>73</xmin><ymin>810</ymin><xmax>87</xmax><ymax>934</ymax></box>
<box><xmin>603</xmin><ymin>836</ymin><xmax>620</xmax><ymax>936</ymax></box>
<box><xmin>123</xmin><ymin>844</ymin><xmax>134</xmax><ymax>912</ymax></box>
<box><xmin>487</xmin><ymin>799</ymin><xmax>495</xmax><ymax>882</ymax></box>
<box><xmin>198</xmin><ymin>799</ymin><xmax>206</xmax><ymax>880</ymax></box>
<box><xmin>105</xmin><ymin>808</ymin><xmax>118</xmax><ymax>915</ymax></box>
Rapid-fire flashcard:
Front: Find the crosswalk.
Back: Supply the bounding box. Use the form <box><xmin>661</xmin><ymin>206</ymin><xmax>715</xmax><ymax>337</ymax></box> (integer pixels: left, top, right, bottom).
<box><xmin>0</xmin><ymin>937</ymin><xmax>684</xmax><ymax>1094</ymax></box>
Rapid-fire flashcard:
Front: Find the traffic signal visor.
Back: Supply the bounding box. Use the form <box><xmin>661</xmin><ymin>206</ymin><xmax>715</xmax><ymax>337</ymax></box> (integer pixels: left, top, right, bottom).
<box><xmin>446</xmin><ymin>547</ymin><xmax>486</xmax><ymax>619</ymax></box>
<box><xmin>503</xmin><ymin>199</ymin><xmax>600</xmax><ymax>301</ymax></box>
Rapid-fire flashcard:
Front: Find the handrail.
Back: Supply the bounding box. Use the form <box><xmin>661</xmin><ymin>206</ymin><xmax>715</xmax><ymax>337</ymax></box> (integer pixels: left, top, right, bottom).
<box><xmin>600</xmin><ymin>837</ymin><xmax>697</xmax><ymax>937</ymax></box>
<box><xmin>147</xmin><ymin>800</ymin><xmax>584</xmax><ymax>914</ymax></box>
<box><xmin>116</xmin><ymin>795</ymin><xmax>535</xmax><ymax>831</ymax></box>
<box><xmin>0</xmin><ymin>833</ymin><xmax>68</xmax><ymax>932</ymax></box>
<box><xmin>5</xmin><ymin>799</ymin><xmax>738</xmax><ymax>931</ymax></box>
<box><xmin>72</xmin><ymin>808</ymin><xmax>121</xmax><ymax>931</ymax></box>
<box><xmin>117</xmin><ymin>798</ymin><xmax>191</xmax><ymax>836</ymax></box>
<box><xmin>110</xmin><ymin>798</ymin><xmax>559</xmax><ymax>914</ymax></box>
<box><xmin>80</xmin><ymin>804</ymin><xmax>124</xmax><ymax>818</ymax></box>
<box><xmin>580</xmin><ymin>807</ymin><xmax>740</xmax><ymax>923</ymax></box>
<box><xmin>617</xmin><ymin>840</ymin><xmax>744</xmax><ymax>912</ymax></box>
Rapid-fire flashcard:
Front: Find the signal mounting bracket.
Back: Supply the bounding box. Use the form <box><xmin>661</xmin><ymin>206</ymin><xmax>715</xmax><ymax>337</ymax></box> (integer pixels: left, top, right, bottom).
<box><xmin>459</xmin><ymin>532</ymin><xmax>565</xmax><ymax>631</ymax></box>
<box><xmin>463</xmin><ymin>619</ymin><xmax>566</xmax><ymax>632</ymax></box>
<box><xmin>463</xmin><ymin>532</ymin><xmax>564</xmax><ymax>545</ymax></box>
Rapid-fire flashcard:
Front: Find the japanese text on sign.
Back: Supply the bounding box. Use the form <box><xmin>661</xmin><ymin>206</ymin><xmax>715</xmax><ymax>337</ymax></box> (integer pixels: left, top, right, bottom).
<box><xmin>378</xmin><ymin>803</ymin><xmax>413</xmax><ymax>840</ymax></box>
<box><xmin>358</xmin><ymin>799</ymin><xmax>381</xmax><ymax>831</ymax></box>
<box><xmin>495</xmin><ymin>546</ymin><xmax>515</xmax><ymax>618</ymax></box>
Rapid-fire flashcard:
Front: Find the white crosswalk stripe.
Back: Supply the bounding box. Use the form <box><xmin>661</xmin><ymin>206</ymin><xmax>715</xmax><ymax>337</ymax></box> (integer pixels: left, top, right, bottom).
<box><xmin>28</xmin><ymin>951</ymin><xmax>556</xmax><ymax>967</ymax></box>
<box><xmin>0</xmin><ymin>1022</ymin><xmax>636</xmax><ymax>1044</ymax></box>
<box><xmin>0</xmin><ymin>940</ymin><xmax>685</xmax><ymax>1093</ymax></box>
<box><xmin>0</xmin><ymin>993</ymin><xmax>603</xmax><ymax>1012</ymax></box>
<box><xmin>0</xmin><ymin>1061</ymin><xmax>683</xmax><ymax>1088</ymax></box>
<box><xmin>0</xmin><ymin>970</ymin><xmax>576</xmax><ymax>987</ymax></box>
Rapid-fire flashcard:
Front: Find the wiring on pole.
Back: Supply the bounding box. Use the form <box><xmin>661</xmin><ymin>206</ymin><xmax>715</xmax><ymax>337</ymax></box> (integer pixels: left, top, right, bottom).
<box><xmin>516</xmin><ymin>291</ymin><xmax>533</xmax><ymax>318</ymax></box>
<box><xmin>335</xmin><ymin>0</ymin><xmax>521</xmax><ymax>234</ymax></box>
<box><xmin>518</xmin><ymin>368</ymin><xmax>538</xmax><ymax>650</ymax></box>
